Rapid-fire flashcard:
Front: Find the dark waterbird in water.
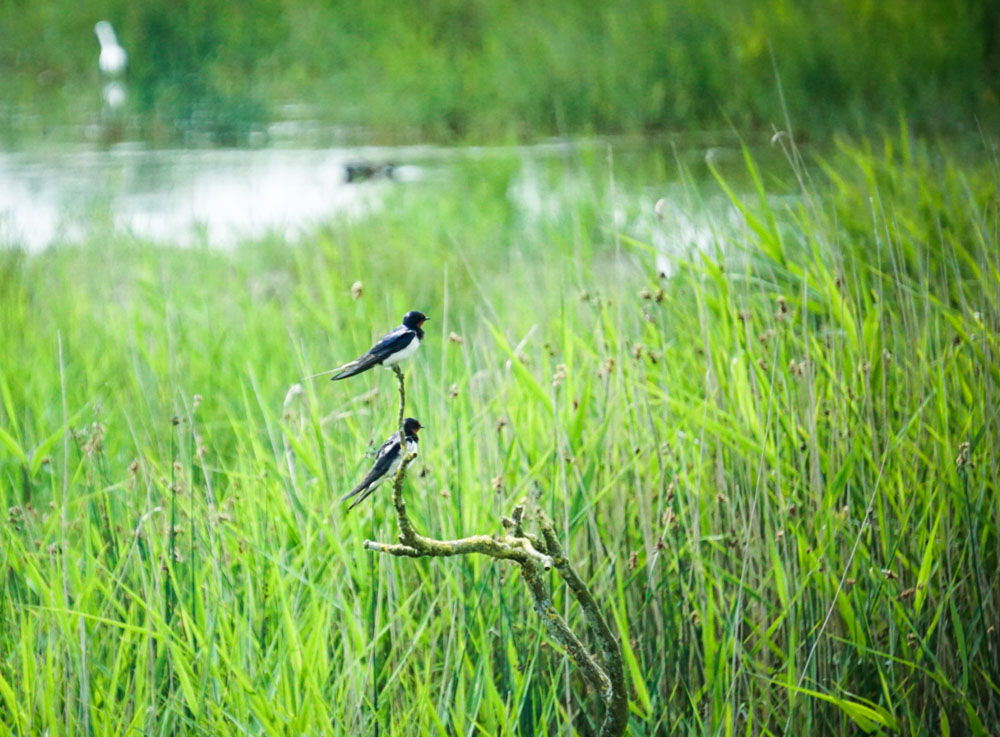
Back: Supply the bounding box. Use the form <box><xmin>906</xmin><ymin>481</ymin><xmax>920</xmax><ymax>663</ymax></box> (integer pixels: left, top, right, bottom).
<box><xmin>344</xmin><ymin>161</ymin><xmax>396</xmax><ymax>183</ymax></box>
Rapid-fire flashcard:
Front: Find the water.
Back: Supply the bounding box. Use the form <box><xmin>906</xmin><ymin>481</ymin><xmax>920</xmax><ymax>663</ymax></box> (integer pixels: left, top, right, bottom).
<box><xmin>0</xmin><ymin>145</ymin><xmax>426</xmax><ymax>250</ymax></box>
<box><xmin>0</xmin><ymin>136</ymin><xmax>758</xmax><ymax>255</ymax></box>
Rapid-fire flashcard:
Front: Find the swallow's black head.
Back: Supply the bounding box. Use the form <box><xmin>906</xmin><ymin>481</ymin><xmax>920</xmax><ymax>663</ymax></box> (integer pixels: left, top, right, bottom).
<box><xmin>402</xmin><ymin>311</ymin><xmax>428</xmax><ymax>329</ymax></box>
<box><xmin>403</xmin><ymin>417</ymin><xmax>424</xmax><ymax>435</ymax></box>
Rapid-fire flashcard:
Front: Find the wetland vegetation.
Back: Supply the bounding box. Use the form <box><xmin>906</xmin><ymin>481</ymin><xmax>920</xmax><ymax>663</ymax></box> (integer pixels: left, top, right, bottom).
<box><xmin>1</xmin><ymin>2</ymin><xmax>999</xmax><ymax>735</ymax></box>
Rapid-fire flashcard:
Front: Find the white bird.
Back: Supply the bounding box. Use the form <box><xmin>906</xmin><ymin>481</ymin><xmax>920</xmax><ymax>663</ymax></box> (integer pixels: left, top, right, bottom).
<box><xmin>102</xmin><ymin>81</ymin><xmax>127</xmax><ymax>110</ymax></box>
<box><xmin>94</xmin><ymin>21</ymin><xmax>128</xmax><ymax>76</ymax></box>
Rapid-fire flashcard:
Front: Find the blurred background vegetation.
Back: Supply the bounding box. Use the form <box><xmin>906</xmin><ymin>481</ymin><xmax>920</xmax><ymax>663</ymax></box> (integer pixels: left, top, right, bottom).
<box><xmin>2</xmin><ymin>0</ymin><xmax>998</xmax><ymax>144</ymax></box>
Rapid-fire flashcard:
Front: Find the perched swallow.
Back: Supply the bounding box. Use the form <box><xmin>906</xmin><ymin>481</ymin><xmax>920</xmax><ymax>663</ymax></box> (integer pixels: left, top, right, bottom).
<box><xmin>331</xmin><ymin>311</ymin><xmax>428</xmax><ymax>381</ymax></box>
<box><xmin>343</xmin><ymin>418</ymin><xmax>423</xmax><ymax>511</ymax></box>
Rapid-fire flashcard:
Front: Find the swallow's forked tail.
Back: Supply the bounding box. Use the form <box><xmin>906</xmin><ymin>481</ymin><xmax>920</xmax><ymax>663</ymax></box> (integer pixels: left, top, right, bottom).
<box><xmin>330</xmin><ymin>353</ymin><xmax>380</xmax><ymax>380</ymax></box>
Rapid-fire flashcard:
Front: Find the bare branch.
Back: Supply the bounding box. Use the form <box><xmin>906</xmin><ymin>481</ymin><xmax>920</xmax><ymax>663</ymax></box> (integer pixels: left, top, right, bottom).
<box><xmin>391</xmin><ymin>365</ymin><xmax>405</xmax><ymax>434</ymax></box>
<box><xmin>540</xmin><ymin>516</ymin><xmax>629</xmax><ymax>735</ymax></box>
<box><xmin>364</xmin><ymin>530</ymin><xmax>552</xmax><ymax>569</ymax></box>
<box><xmin>359</xmin><ymin>368</ymin><xmax>629</xmax><ymax>737</ymax></box>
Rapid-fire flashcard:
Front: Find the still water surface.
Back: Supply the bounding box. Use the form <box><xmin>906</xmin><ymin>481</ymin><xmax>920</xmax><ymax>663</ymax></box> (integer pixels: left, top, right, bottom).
<box><xmin>0</xmin><ymin>145</ymin><xmax>433</xmax><ymax>250</ymax></box>
<box><xmin>0</xmin><ymin>137</ymin><xmax>758</xmax><ymax>254</ymax></box>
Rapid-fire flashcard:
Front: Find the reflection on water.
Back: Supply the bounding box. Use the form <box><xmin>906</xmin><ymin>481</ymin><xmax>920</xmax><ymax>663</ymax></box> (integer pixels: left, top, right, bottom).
<box><xmin>0</xmin><ymin>146</ymin><xmax>425</xmax><ymax>250</ymax></box>
<box><xmin>508</xmin><ymin>143</ymin><xmax>742</xmax><ymax>276</ymax></box>
<box><xmin>0</xmin><ymin>137</ymin><xmax>756</xmax><ymax>259</ymax></box>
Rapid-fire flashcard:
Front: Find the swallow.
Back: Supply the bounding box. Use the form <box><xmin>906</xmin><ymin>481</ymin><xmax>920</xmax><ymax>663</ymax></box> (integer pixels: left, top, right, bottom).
<box><xmin>342</xmin><ymin>418</ymin><xmax>423</xmax><ymax>511</ymax></box>
<box><xmin>331</xmin><ymin>311</ymin><xmax>428</xmax><ymax>381</ymax></box>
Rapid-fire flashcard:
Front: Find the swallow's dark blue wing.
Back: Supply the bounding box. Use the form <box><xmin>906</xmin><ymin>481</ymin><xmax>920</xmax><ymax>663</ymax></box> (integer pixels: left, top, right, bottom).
<box><xmin>365</xmin><ymin>328</ymin><xmax>416</xmax><ymax>362</ymax></box>
<box><xmin>373</xmin><ymin>433</ymin><xmax>398</xmax><ymax>460</ymax></box>
<box><xmin>342</xmin><ymin>436</ymin><xmax>401</xmax><ymax>509</ymax></box>
<box><xmin>331</xmin><ymin>327</ymin><xmax>416</xmax><ymax>380</ymax></box>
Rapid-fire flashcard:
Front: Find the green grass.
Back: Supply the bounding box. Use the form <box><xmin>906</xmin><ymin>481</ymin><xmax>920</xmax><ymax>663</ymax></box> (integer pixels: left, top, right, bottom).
<box><xmin>1</xmin><ymin>133</ymin><xmax>998</xmax><ymax>736</ymax></box>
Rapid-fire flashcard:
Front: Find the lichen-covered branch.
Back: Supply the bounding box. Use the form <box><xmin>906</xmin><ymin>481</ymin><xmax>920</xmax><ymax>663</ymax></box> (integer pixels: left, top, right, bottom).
<box><xmin>363</xmin><ymin>506</ymin><xmax>626</xmax><ymax>736</ymax></box>
<box><xmin>365</xmin><ymin>527</ymin><xmax>553</xmax><ymax>568</ymax></box>
<box><xmin>516</xmin><ymin>542</ymin><xmax>617</xmax><ymax>708</ymax></box>
<box><xmin>388</xmin><ymin>449</ymin><xmax>419</xmax><ymax>545</ymax></box>
<box><xmin>362</xmin><ymin>368</ymin><xmax>629</xmax><ymax>737</ymax></box>
<box><xmin>540</xmin><ymin>520</ymin><xmax>629</xmax><ymax>735</ymax></box>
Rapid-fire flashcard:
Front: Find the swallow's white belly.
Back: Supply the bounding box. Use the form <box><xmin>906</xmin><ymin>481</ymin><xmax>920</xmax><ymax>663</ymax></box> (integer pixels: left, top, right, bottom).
<box><xmin>382</xmin><ymin>337</ymin><xmax>420</xmax><ymax>367</ymax></box>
